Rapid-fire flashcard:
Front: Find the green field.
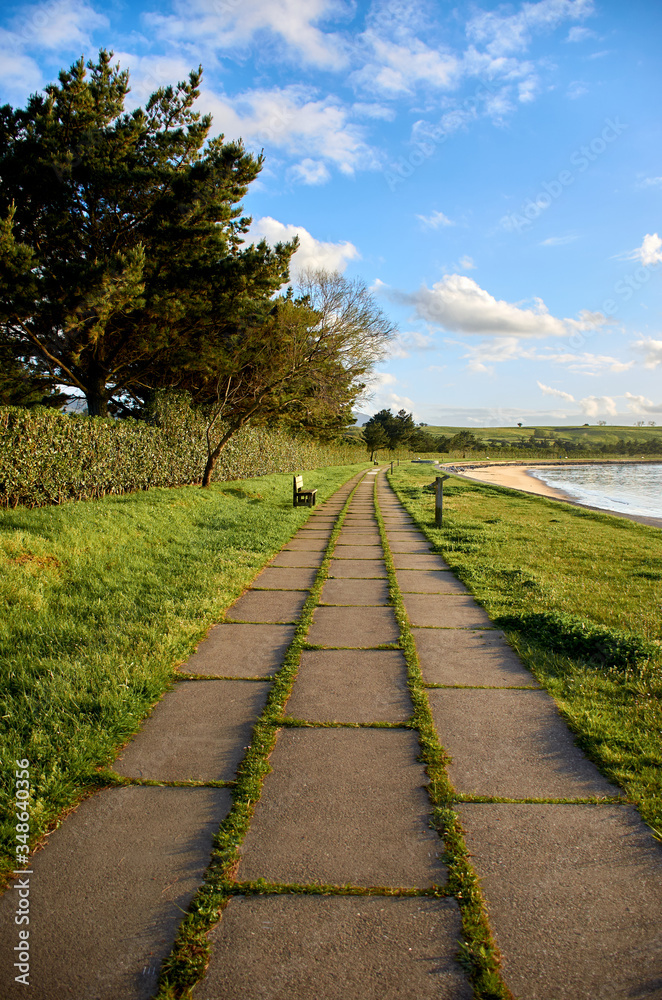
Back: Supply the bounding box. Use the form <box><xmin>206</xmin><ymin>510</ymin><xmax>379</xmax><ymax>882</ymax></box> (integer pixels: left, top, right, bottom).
<box><xmin>0</xmin><ymin>463</ymin><xmax>369</xmax><ymax>887</ymax></box>
<box><xmin>422</xmin><ymin>423</ymin><xmax>662</xmax><ymax>447</ymax></box>
<box><xmin>388</xmin><ymin>463</ymin><xmax>662</xmax><ymax>835</ymax></box>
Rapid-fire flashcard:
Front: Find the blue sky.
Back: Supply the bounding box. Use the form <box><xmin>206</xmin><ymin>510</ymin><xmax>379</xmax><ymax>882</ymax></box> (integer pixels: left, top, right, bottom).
<box><xmin>2</xmin><ymin>0</ymin><xmax>661</xmax><ymax>427</ymax></box>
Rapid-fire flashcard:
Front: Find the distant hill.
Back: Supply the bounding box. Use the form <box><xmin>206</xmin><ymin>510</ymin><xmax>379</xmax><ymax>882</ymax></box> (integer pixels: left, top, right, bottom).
<box><xmin>420</xmin><ymin>424</ymin><xmax>662</xmax><ymax>447</ymax></box>
<box><xmin>351</xmin><ymin>412</ymin><xmax>372</xmax><ymax>426</ymax></box>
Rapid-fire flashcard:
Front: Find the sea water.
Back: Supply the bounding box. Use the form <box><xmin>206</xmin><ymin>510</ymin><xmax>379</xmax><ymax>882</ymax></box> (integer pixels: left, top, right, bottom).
<box><xmin>529</xmin><ymin>462</ymin><xmax>662</xmax><ymax>520</ymax></box>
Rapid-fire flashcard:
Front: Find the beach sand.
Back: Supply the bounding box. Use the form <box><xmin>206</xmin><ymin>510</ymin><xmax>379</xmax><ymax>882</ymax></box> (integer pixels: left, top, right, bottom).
<box><xmin>448</xmin><ymin>462</ymin><xmax>662</xmax><ymax>529</ymax></box>
<box><xmin>452</xmin><ymin>464</ymin><xmax>568</xmax><ymax>500</ymax></box>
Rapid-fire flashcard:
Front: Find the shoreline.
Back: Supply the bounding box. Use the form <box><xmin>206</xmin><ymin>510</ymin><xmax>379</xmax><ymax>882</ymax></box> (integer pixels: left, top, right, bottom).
<box><xmin>443</xmin><ymin>460</ymin><xmax>662</xmax><ymax>529</ymax></box>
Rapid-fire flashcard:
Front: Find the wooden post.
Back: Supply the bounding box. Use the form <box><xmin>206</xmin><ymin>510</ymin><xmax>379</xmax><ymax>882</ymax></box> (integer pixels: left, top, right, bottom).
<box><xmin>390</xmin><ymin>461</ymin><xmax>394</xmax><ymax>473</ymax></box>
<box><xmin>435</xmin><ymin>475</ymin><xmax>450</xmax><ymax>527</ymax></box>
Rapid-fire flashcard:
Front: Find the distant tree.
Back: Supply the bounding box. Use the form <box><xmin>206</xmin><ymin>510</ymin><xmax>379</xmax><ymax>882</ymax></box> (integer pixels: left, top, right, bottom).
<box><xmin>449</xmin><ymin>430</ymin><xmax>479</xmax><ymax>451</ymax></box>
<box><xmin>362</xmin><ymin>420</ymin><xmax>388</xmax><ymax>461</ymax></box>
<box><xmin>367</xmin><ymin>408</ymin><xmax>415</xmax><ymax>450</ymax></box>
<box><xmin>517</xmin><ymin>422</ymin><xmax>523</xmax><ymax>428</ymax></box>
<box><xmin>172</xmin><ymin>271</ymin><xmax>395</xmax><ymax>485</ymax></box>
<box><xmin>0</xmin><ymin>51</ymin><xmax>294</xmax><ymax>417</ymax></box>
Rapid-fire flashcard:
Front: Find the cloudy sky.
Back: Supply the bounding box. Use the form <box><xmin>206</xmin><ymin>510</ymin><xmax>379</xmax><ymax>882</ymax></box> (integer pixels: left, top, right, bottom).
<box><xmin>2</xmin><ymin>0</ymin><xmax>661</xmax><ymax>426</ymax></box>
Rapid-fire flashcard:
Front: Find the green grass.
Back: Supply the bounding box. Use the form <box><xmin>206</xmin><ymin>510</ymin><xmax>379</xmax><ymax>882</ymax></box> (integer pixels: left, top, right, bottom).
<box><xmin>387</xmin><ymin>464</ymin><xmax>662</xmax><ymax>835</ymax></box>
<box><xmin>0</xmin><ymin>463</ymin><xmax>370</xmax><ymax>886</ymax></box>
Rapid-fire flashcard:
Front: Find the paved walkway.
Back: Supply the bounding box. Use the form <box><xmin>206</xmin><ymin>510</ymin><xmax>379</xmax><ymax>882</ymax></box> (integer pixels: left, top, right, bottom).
<box><xmin>1</xmin><ymin>469</ymin><xmax>661</xmax><ymax>999</ymax></box>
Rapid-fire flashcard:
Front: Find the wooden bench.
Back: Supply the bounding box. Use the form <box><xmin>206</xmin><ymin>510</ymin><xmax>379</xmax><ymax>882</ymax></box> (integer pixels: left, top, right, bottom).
<box><xmin>293</xmin><ymin>475</ymin><xmax>317</xmax><ymax>507</ymax></box>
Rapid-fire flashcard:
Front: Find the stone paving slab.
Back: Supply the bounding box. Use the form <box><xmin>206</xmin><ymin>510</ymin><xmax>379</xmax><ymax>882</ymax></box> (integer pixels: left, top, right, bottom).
<box><xmin>270</xmin><ymin>549</ymin><xmax>324</xmax><ymax>568</ymax></box>
<box><xmin>308</xmin><ymin>606</ymin><xmax>399</xmax><ymax>647</ymax></box>
<box><xmin>196</xmin><ymin>896</ymin><xmax>472</xmax><ymax>1000</ymax></box>
<box><xmin>182</xmin><ymin>623</ymin><xmax>295</xmax><ymax>677</ymax></box>
<box><xmin>252</xmin><ymin>567</ymin><xmax>318</xmax><ymax>590</ymax></box>
<box><xmin>396</xmin><ymin>569</ymin><xmax>469</xmax><ymax>594</ymax></box>
<box><xmin>403</xmin><ymin>594</ymin><xmax>493</xmax><ymax>629</ymax></box>
<box><xmin>388</xmin><ymin>539</ymin><xmax>435</xmax><ymax>553</ymax></box>
<box><xmin>412</xmin><ymin>627</ymin><xmax>538</xmax><ymax>687</ymax></box>
<box><xmin>114</xmin><ymin>681</ymin><xmax>269</xmax><ymax>781</ymax></box>
<box><xmin>392</xmin><ymin>552</ymin><xmax>450</xmax><ymax>570</ymax></box>
<box><xmin>385</xmin><ymin>529</ymin><xmax>426</xmax><ymax>540</ymax></box>
<box><xmin>335</xmin><ymin>532</ymin><xmax>382</xmax><ymax>546</ymax></box>
<box><xmin>0</xmin><ymin>787</ymin><xmax>231</xmax><ymax>1000</ymax></box>
<box><xmin>331</xmin><ymin>545</ymin><xmax>385</xmax><ymax>560</ymax></box>
<box><xmin>320</xmin><ymin>578</ymin><xmax>390</xmax><ymax>606</ymax></box>
<box><xmin>327</xmin><ymin>558</ymin><xmax>387</xmax><ymax>578</ymax></box>
<box><xmin>428</xmin><ymin>689</ymin><xmax>618</xmax><ymax>798</ymax></box>
<box><xmin>284</xmin><ymin>537</ymin><xmax>329</xmax><ymax>551</ymax></box>
<box><xmin>286</xmin><ymin>649</ymin><xmax>411</xmax><ymax>722</ymax></box>
<box><xmin>288</xmin><ymin>530</ymin><xmax>332</xmax><ymax>539</ymax></box>
<box><xmin>457</xmin><ymin>804</ymin><xmax>662</xmax><ymax>1000</ymax></box>
<box><xmin>226</xmin><ymin>589</ymin><xmax>307</xmax><ymax>623</ymax></box>
<box><xmin>237</xmin><ymin>729</ymin><xmax>445</xmax><ymax>887</ymax></box>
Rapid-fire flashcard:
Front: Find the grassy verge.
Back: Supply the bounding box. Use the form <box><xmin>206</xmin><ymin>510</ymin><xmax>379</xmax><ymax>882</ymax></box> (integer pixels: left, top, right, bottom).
<box><xmin>374</xmin><ymin>476</ymin><xmax>511</xmax><ymax>1000</ymax></box>
<box><xmin>387</xmin><ymin>463</ymin><xmax>662</xmax><ymax>835</ymax></box>
<box><xmin>0</xmin><ymin>463</ymin><xmax>370</xmax><ymax>886</ymax></box>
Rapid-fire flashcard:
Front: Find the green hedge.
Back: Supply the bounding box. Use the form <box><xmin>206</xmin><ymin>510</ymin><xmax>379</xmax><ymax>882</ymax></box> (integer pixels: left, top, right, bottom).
<box><xmin>0</xmin><ymin>399</ymin><xmax>366</xmax><ymax>508</ymax></box>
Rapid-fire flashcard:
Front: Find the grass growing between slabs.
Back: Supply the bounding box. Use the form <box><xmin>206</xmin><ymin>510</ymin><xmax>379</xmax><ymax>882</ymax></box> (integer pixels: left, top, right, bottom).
<box><xmin>387</xmin><ymin>463</ymin><xmax>662</xmax><ymax>835</ymax></box>
<box><xmin>155</xmin><ymin>474</ymin><xmax>362</xmax><ymax>999</ymax></box>
<box><xmin>0</xmin><ymin>462</ymin><xmax>370</xmax><ymax>887</ymax></box>
<box><xmin>374</xmin><ymin>477</ymin><xmax>511</xmax><ymax>1000</ymax></box>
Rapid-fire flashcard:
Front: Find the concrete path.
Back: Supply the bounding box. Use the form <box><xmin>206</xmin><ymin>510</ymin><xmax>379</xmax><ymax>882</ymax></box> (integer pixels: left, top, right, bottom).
<box><xmin>1</xmin><ymin>468</ymin><xmax>661</xmax><ymax>999</ymax></box>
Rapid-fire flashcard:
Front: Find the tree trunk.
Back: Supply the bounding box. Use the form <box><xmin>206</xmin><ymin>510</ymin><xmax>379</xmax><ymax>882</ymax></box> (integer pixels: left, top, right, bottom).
<box><xmin>85</xmin><ymin>379</ymin><xmax>109</xmax><ymax>417</ymax></box>
<box><xmin>201</xmin><ymin>423</ymin><xmax>241</xmax><ymax>487</ymax></box>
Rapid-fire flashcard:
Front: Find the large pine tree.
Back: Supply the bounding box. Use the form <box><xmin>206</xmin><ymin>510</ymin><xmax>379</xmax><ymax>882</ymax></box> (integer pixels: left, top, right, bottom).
<box><xmin>0</xmin><ymin>51</ymin><xmax>294</xmax><ymax>416</ymax></box>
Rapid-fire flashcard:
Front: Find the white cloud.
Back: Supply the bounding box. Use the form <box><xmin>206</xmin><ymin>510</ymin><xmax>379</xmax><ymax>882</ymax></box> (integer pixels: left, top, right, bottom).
<box><xmin>632</xmin><ymin>337</ymin><xmax>662</xmax><ymax>368</ymax></box>
<box><xmin>579</xmin><ymin>395</ymin><xmax>617</xmax><ymax>417</ymax></box>
<box><xmin>637</xmin><ymin>176</ymin><xmax>662</xmax><ymax>189</ymax></box>
<box><xmin>624</xmin><ymin>392</ymin><xmax>662</xmax><ymax>414</ymax></box>
<box><xmin>459</xmin><ymin>338</ymin><xmax>632</xmax><ymax>375</ymax></box>
<box><xmin>351</xmin><ymin>32</ymin><xmax>459</xmax><ymax>95</ymax></box>
<box><xmin>566</xmin><ymin>80</ymin><xmax>589</xmax><ymax>99</ymax></box>
<box><xmin>112</xmin><ymin>52</ymin><xmax>199</xmax><ymax>109</ymax></box>
<box><xmin>10</xmin><ymin>0</ymin><xmax>107</xmax><ymax>50</ymax></box>
<box><xmin>416</xmin><ymin>210</ymin><xmax>454</xmax><ymax>229</ymax></box>
<box><xmin>537</xmin><ymin>381</ymin><xmax>575</xmax><ymax>401</ymax></box>
<box><xmin>245</xmin><ymin>217</ymin><xmax>360</xmax><ymax>277</ymax></box>
<box><xmin>0</xmin><ymin>33</ymin><xmax>42</xmax><ymax>97</ymax></box>
<box><xmin>466</xmin><ymin>0</ymin><xmax>595</xmax><ymax>57</ymax></box>
<box><xmin>352</xmin><ymin>102</ymin><xmax>396</xmax><ymax>120</ymax></box>
<box><xmin>200</xmin><ymin>85</ymin><xmax>377</xmax><ymax>176</ymax></box>
<box><xmin>566</xmin><ymin>26</ymin><xmax>597</xmax><ymax>41</ymax></box>
<box><xmin>361</xmin><ymin>371</ymin><xmax>417</xmax><ymax>417</ymax></box>
<box><xmin>287</xmin><ymin>159</ymin><xmax>331</xmax><ymax>185</ymax></box>
<box><xmin>628</xmin><ymin>233</ymin><xmax>662</xmax><ymax>267</ymax></box>
<box><xmin>389</xmin><ymin>330</ymin><xmax>436</xmax><ymax>359</ymax></box>
<box><xmin>146</xmin><ymin>0</ymin><xmax>348</xmax><ymax>69</ymax></box>
<box><xmin>459</xmin><ymin>255</ymin><xmax>476</xmax><ymax>270</ymax></box>
<box><xmin>399</xmin><ymin>274</ymin><xmax>609</xmax><ymax>339</ymax></box>
<box><xmin>540</xmin><ymin>235</ymin><xmax>578</xmax><ymax>246</ymax></box>
<box><xmin>0</xmin><ymin>0</ymin><xmax>107</xmax><ymax>99</ymax></box>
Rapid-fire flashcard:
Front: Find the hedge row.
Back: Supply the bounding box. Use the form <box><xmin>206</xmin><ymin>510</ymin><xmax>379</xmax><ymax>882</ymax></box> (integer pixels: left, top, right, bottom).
<box><xmin>0</xmin><ymin>400</ymin><xmax>366</xmax><ymax>508</ymax></box>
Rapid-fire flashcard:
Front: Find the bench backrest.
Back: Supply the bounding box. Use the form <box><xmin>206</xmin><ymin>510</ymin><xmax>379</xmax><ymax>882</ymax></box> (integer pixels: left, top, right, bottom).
<box><xmin>293</xmin><ymin>475</ymin><xmax>303</xmax><ymax>492</ymax></box>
